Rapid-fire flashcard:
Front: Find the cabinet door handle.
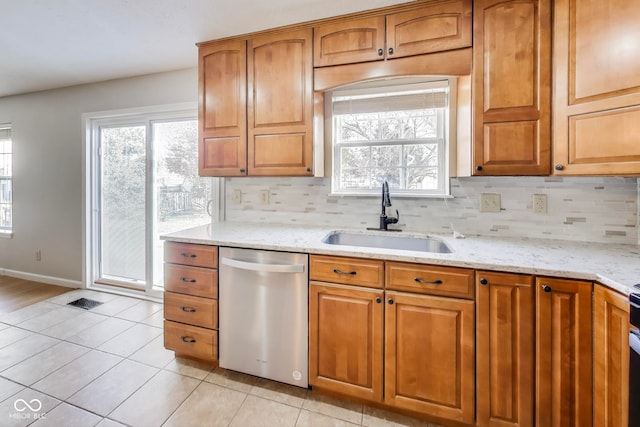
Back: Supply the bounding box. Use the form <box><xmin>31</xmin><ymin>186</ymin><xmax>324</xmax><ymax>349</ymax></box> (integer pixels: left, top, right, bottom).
<box><xmin>480</xmin><ymin>278</ymin><xmax>488</xmax><ymax>285</ymax></box>
<box><xmin>476</xmin><ymin>165</ymin><xmax>483</xmax><ymax>171</ymax></box>
<box><xmin>181</xmin><ymin>252</ymin><xmax>197</xmax><ymax>258</ymax></box>
<box><xmin>542</xmin><ymin>284</ymin><xmax>552</xmax><ymax>293</ymax></box>
<box><xmin>180</xmin><ymin>277</ymin><xmax>197</xmax><ymax>283</ymax></box>
<box><xmin>180</xmin><ymin>306</ymin><xmax>196</xmax><ymax>313</ymax></box>
<box><xmin>388</xmin><ymin>47</ymin><xmax>394</xmax><ymax>55</ymax></box>
<box><xmin>375</xmin><ymin>297</ymin><xmax>382</xmax><ymax>304</ymax></box>
<box><xmin>180</xmin><ymin>336</ymin><xmax>196</xmax><ymax>343</ymax></box>
<box><xmin>554</xmin><ymin>164</ymin><xmax>564</xmax><ymax>171</ymax></box>
<box><xmin>377</xmin><ymin>48</ymin><xmax>384</xmax><ymax>56</ymax></box>
<box><xmin>388</xmin><ymin>298</ymin><xmax>394</xmax><ymax>305</ymax></box>
<box><xmin>333</xmin><ymin>268</ymin><xmax>357</xmax><ymax>275</ymax></box>
<box><xmin>414</xmin><ymin>277</ymin><xmax>443</xmax><ymax>285</ymax></box>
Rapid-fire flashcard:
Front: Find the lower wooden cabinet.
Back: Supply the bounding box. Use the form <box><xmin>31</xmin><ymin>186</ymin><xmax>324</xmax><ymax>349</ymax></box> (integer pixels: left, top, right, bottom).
<box><xmin>476</xmin><ymin>271</ymin><xmax>535</xmax><ymax>427</ymax></box>
<box><xmin>536</xmin><ymin>277</ymin><xmax>593</xmax><ymax>427</ymax></box>
<box><xmin>593</xmin><ymin>284</ymin><xmax>630</xmax><ymax>427</ymax></box>
<box><xmin>384</xmin><ymin>291</ymin><xmax>475</xmax><ymax>424</ymax></box>
<box><xmin>309</xmin><ymin>282</ymin><xmax>384</xmax><ymax>401</ymax></box>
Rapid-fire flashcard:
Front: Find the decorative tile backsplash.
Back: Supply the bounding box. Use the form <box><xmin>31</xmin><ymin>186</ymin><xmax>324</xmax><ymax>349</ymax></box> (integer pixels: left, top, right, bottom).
<box><xmin>225</xmin><ymin>176</ymin><xmax>639</xmax><ymax>245</ymax></box>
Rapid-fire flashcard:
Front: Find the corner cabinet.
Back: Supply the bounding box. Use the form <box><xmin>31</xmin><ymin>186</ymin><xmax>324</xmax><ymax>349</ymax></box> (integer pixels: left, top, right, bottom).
<box><xmin>313</xmin><ymin>0</ymin><xmax>472</xmax><ymax>67</ymax></box>
<box><xmin>198</xmin><ymin>29</ymin><xmax>314</xmax><ymax>177</ymax></box>
<box><xmin>593</xmin><ymin>284</ymin><xmax>630</xmax><ymax>427</ymax></box>
<box><xmin>552</xmin><ymin>0</ymin><xmax>640</xmax><ymax>175</ymax></box>
<box><xmin>472</xmin><ymin>0</ymin><xmax>551</xmax><ymax>175</ymax></box>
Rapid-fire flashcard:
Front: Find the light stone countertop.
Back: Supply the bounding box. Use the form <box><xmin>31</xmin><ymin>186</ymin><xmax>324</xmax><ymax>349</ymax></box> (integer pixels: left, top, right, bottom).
<box><xmin>161</xmin><ymin>222</ymin><xmax>640</xmax><ymax>296</ymax></box>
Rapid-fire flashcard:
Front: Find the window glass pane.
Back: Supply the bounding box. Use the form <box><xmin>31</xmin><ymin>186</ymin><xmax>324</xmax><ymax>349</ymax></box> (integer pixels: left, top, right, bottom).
<box><xmin>0</xmin><ymin>178</ymin><xmax>11</xmax><ymax>229</ymax></box>
<box><xmin>100</xmin><ymin>125</ymin><xmax>146</xmax><ymax>282</ymax></box>
<box><xmin>153</xmin><ymin>119</ymin><xmax>211</xmax><ymax>286</ymax></box>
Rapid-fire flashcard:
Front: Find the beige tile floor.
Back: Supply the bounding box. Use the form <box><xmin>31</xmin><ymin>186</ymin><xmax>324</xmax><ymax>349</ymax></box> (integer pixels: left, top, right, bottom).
<box><xmin>0</xmin><ymin>289</ymin><xmax>443</xmax><ymax>427</ymax></box>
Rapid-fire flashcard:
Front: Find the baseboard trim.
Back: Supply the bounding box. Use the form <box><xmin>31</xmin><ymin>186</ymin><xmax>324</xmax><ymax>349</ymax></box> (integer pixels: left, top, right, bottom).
<box><xmin>0</xmin><ymin>268</ymin><xmax>82</xmax><ymax>289</ymax></box>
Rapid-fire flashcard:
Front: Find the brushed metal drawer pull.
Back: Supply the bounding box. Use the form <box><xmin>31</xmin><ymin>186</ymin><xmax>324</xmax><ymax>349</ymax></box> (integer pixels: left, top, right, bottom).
<box><xmin>414</xmin><ymin>277</ymin><xmax>443</xmax><ymax>285</ymax></box>
<box><xmin>180</xmin><ymin>336</ymin><xmax>196</xmax><ymax>343</ymax></box>
<box><xmin>181</xmin><ymin>252</ymin><xmax>197</xmax><ymax>258</ymax></box>
<box><xmin>180</xmin><ymin>277</ymin><xmax>197</xmax><ymax>283</ymax></box>
<box><xmin>333</xmin><ymin>268</ymin><xmax>357</xmax><ymax>275</ymax></box>
<box><xmin>180</xmin><ymin>306</ymin><xmax>196</xmax><ymax>313</ymax></box>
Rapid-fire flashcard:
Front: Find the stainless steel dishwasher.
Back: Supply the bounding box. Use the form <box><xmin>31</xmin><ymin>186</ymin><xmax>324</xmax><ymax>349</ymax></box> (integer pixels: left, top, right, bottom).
<box><xmin>218</xmin><ymin>247</ymin><xmax>308</xmax><ymax>388</ymax></box>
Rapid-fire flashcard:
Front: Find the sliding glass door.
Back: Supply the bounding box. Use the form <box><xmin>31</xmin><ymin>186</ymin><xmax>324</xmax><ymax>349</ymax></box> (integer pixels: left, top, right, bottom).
<box><xmin>90</xmin><ymin>110</ymin><xmax>212</xmax><ymax>295</ymax></box>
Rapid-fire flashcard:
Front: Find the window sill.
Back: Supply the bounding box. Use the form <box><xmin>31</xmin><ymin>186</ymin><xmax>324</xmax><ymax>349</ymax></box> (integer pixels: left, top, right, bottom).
<box><xmin>0</xmin><ymin>231</ymin><xmax>13</xmax><ymax>239</ymax></box>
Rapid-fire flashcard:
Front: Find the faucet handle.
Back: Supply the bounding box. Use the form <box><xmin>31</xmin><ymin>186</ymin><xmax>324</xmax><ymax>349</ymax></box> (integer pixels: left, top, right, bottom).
<box><xmin>389</xmin><ymin>209</ymin><xmax>399</xmax><ymax>224</ymax></box>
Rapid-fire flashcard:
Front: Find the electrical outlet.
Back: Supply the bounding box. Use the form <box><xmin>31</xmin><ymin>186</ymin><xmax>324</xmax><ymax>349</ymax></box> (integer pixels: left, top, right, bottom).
<box><xmin>36</xmin><ymin>250</ymin><xmax>41</xmax><ymax>261</ymax></box>
<box><xmin>260</xmin><ymin>190</ymin><xmax>270</xmax><ymax>205</ymax></box>
<box><xmin>232</xmin><ymin>189</ymin><xmax>242</xmax><ymax>204</ymax></box>
<box><xmin>533</xmin><ymin>194</ymin><xmax>547</xmax><ymax>213</ymax></box>
<box><xmin>479</xmin><ymin>193</ymin><xmax>501</xmax><ymax>213</ymax></box>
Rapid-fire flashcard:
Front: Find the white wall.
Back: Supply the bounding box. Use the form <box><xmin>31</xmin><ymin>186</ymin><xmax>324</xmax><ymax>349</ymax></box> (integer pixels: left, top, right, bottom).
<box><xmin>0</xmin><ymin>68</ymin><xmax>197</xmax><ymax>285</ymax></box>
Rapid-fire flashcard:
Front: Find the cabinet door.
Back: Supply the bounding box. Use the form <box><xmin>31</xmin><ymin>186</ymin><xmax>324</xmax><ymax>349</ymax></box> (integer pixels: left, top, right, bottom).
<box><xmin>536</xmin><ymin>277</ymin><xmax>592</xmax><ymax>427</ymax></box>
<box><xmin>472</xmin><ymin>0</ymin><xmax>551</xmax><ymax>175</ymax></box>
<box><xmin>594</xmin><ymin>285</ymin><xmax>630</xmax><ymax>427</ymax></box>
<box><xmin>476</xmin><ymin>272</ymin><xmax>534</xmax><ymax>427</ymax></box>
<box><xmin>309</xmin><ymin>283</ymin><xmax>384</xmax><ymax>401</ymax></box>
<box><xmin>313</xmin><ymin>16</ymin><xmax>385</xmax><ymax>67</ymax></box>
<box><xmin>386</xmin><ymin>0</ymin><xmax>472</xmax><ymax>59</ymax></box>
<box><xmin>385</xmin><ymin>291</ymin><xmax>475</xmax><ymax>424</ymax></box>
<box><xmin>553</xmin><ymin>0</ymin><xmax>640</xmax><ymax>175</ymax></box>
<box><xmin>247</xmin><ymin>29</ymin><xmax>314</xmax><ymax>176</ymax></box>
<box><xmin>198</xmin><ymin>40</ymin><xmax>247</xmax><ymax>176</ymax></box>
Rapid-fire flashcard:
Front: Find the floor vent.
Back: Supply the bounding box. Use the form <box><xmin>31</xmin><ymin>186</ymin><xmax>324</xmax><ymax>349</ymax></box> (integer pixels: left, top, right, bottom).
<box><xmin>67</xmin><ymin>298</ymin><xmax>104</xmax><ymax>310</ymax></box>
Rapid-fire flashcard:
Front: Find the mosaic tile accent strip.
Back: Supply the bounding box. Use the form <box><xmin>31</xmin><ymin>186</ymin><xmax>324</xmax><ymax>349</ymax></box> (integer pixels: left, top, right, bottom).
<box><xmin>224</xmin><ymin>176</ymin><xmax>639</xmax><ymax>245</ymax></box>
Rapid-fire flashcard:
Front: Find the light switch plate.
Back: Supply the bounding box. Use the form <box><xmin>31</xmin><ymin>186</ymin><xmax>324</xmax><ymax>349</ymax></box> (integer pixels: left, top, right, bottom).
<box><xmin>480</xmin><ymin>193</ymin><xmax>501</xmax><ymax>213</ymax></box>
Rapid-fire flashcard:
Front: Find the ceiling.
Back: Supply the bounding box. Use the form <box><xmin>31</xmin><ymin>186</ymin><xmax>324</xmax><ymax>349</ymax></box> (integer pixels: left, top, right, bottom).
<box><xmin>0</xmin><ymin>0</ymin><xmax>414</xmax><ymax>98</ymax></box>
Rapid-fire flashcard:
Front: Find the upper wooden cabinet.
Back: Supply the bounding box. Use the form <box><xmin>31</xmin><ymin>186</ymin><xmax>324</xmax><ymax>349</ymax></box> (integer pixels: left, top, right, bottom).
<box><xmin>313</xmin><ymin>0</ymin><xmax>472</xmax><ymax>67</ymax></box>
<box><xmin>198</xmin><ymin>29</ymin><xmax>314</xmax><ymax>177</ymax></box>
<box><xmin>248</xmin><ymin>29</ymin><xmax>314</xmax><ymax>176</ymax></box>
<box><xmin>536</xmin><ymin>277</ymin><xmax>593</xmax><ymax>427</ymax></box>
<box><xmin>476</xmin><ymin>271</ymin><xmax>535</xmax><ymax>427</ymax></box>
<box><xmin>553</xmin><ymin>0</ymin><xmax>640</xmax><ymax>175</ymax></box>
<box><xmin>472</xmin><ymin>0</ymin><xmax>551</xmax><ymax>175</ymax></box>
<box><xmin>593</xmin><ymin>285</ymin><xmax>630</xmax><ymax>427</ymax></box>
<box><xmin>198</xmin><ymin>40</ymin><xmax>247</xmax><ymax>176</ymax></box>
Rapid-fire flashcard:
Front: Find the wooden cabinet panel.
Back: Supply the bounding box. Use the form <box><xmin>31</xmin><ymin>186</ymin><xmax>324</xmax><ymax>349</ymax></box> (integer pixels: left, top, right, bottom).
<box><xmin>310</xmin><ymin>255</ymin><xmax>384</xmax><ymax>288</ymax></box>
<box><xmin>385</xmin><ymin>291</ymin><xmax>475</xmax><ymax>424</ymax></box>
<box><xmin>248</xmin><ymin>29</ymin><xmax>313</xmax><ymax>176</ymax></box>
<box><xmin>386</xmin><ymin>0</ymin><xmax>472</xmax><ymax>59</ymax></box>
<box><xmin>309</xmin><ymin>283</ymin><xmax>384</xmax><ymax>401</ymax></box>
<box><xmin>313</xmin><ymin>16</ymin><xmax>385</xmax><ymax>67</ymax></box>
<box><xmin>553</xmin><ymin>0</ymin><xmax>640</xmax><ymax>175</ymax></box>
<box><xmin>476</xmin><ymin>272</ymin><xmax>534</xmax><ymax>427</ymax></box>
<box><xmin>164</xmin><ymin>292</ymin><xmax>218</xmax><ymax>330</ymax></box>
<box><xmin>165</xmin><ymin>242</ymin><xmax>218</xmax><ymax>269</ymax></box>
<box><xmin>198</xmin><ymin>40</ymin><xmax>247</xmax><ymax>176</ymax></box>
<box><xmin>164</xmin><ymin>320</ymin><xmax>218</xmax><ymax>362</ymax></box>
<box><xmin>594</xmin><ymin>285</ymin><xmax>630</xmax><ymax>427</ymax></box>
<box><xmin>536</xmin><ymin>277</ymin><xmax>592</xmax><ymax>427</ymax></box>
<box><xmin>164</xmin><ymin>264</ymin><xmax>218</xmax><ymax>299</ymax></box>
<box><xmin>472</xmin><ymin>0</ymin><xmax>551</xmax><ymax>175</ymax></box>
<box><xmin>385</xmin><ymin>261</ymin><xmax>474</xmax><ymax>299</ymax></box>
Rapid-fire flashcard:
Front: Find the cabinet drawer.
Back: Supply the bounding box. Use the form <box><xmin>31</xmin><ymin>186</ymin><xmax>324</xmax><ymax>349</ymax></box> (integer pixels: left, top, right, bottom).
<box><xmin>310</xmin><ymin>255</ymin><xmax>384</xmax><ymax>288</ymax></box>
<box><xmin>386</xmin><ymin>261</ymin><xmax>474</xmax><ymax>299</ymax></box>
<box><xmin>165</xmin><ymin>242</ymin><xmax>218</xmax><ymax>268</ymax></box>
<box><xmin>164</xmin><ymin>292</ymin><xmax>218</xmax><ymax>329</ymax></box>
<box><xmin>164</xmin><ymin>264</ymin><xmax>218</xmax><ymax>299</ymax></box>
<box><xmin>164</xmin><ymin>320</ymin><xmax>218</xmax><ymax>362</ymax></box>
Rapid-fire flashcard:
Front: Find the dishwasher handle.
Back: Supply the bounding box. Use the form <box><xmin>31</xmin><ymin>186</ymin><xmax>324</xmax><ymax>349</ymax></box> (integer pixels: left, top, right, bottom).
<box><xmin>220</xmin><ymin>257</ymin><xmax>306</xmax><ymax>274</ymax></box>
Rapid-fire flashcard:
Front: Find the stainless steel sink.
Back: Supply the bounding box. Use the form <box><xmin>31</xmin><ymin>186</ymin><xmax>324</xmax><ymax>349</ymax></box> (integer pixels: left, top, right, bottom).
<box><xmin>322</xmin><ymin>231</ymin><xmax>452</xmax><ymax>253</ymax></box>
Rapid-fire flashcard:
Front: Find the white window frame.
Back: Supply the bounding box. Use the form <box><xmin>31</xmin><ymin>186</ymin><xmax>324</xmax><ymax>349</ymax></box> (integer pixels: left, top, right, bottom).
<box><xmin>0</xmin><ymin>124</ymin><xmax>12</xmax><ymax>237</ymax></box>
<box><xmin>328</xmin><ymin>78</ymin><xmax>456</xmax><ymax>198</ymax></box>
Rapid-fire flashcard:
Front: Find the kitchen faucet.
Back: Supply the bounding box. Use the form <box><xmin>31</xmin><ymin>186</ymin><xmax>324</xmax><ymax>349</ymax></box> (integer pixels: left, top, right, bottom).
<box><xmin>368</xmin><ymin>180</ymin><xmax>400</xmax><ymax>231</ymax></box>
